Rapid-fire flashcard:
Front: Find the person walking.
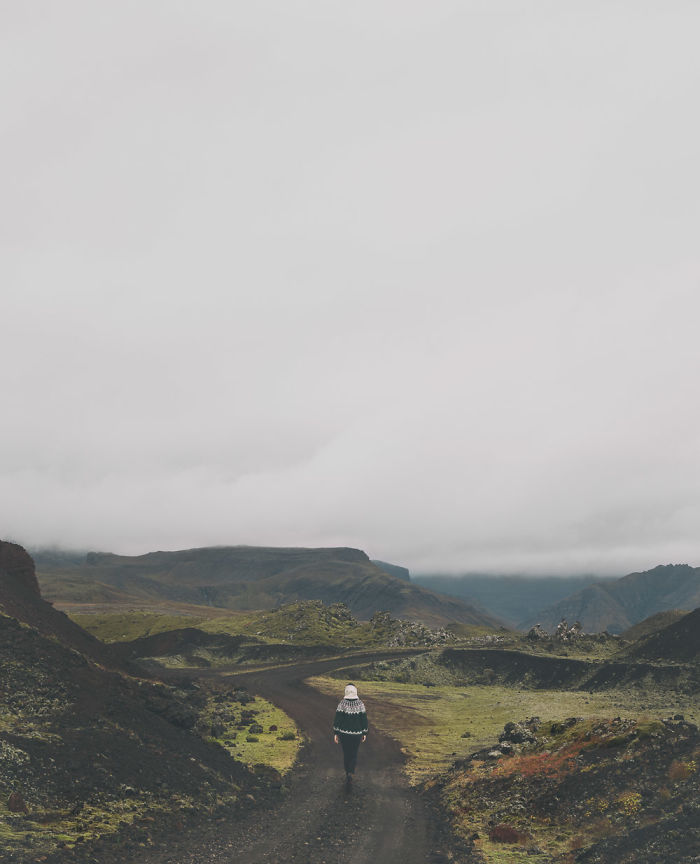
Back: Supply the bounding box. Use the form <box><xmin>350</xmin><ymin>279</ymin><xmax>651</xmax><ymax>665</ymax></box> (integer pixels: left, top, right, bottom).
<box><xmin>333</xmin><ymin>683</ymin><xmax>368</xmax><ymax>783</ymax></box>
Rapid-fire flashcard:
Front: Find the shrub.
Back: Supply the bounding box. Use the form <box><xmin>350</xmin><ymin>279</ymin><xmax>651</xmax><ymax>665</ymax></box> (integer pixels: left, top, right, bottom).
<box><xmin>668</xmin><ymin>759</ymin><xmax>697</xmax><ymax>781</ymax></box>
<box><xmin>277</xmin><ymin>731</ymin><xmax>296</xmax><ymax>741</ymax></box>
<box><xmin>246</xmin><ymin>735</ymin><xmax>259</xmax><ymax>742</ymax></box>
<box><xmin>617</xmin><ymin>792</ymin><xmax>642</xmax><ymax>816</ymax></box>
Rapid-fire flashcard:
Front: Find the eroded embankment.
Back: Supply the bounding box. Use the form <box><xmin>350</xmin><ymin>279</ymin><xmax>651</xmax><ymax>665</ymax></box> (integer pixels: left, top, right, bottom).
<box><xmin>111</xmin><ymin>627</ymin><xmax>350</xmax><ymax>668</ymax></box>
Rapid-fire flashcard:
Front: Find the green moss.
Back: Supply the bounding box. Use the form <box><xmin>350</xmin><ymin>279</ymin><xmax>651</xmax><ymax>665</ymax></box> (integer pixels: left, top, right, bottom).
<box><xmin>69</xmin><ymin>612</ymin><xmax>207</xmax><ymax>642</ymax></box>
<box><xmin>197</xmin><ymin>692</ymin><xmax>301</xmax><ymax>774</ymax></box>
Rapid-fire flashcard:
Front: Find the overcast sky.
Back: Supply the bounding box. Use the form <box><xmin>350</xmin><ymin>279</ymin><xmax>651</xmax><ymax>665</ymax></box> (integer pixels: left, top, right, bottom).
<box><xmin>2</xmin><ymin>2</ymin><xmax>700</xmax><ymax>575</ymax></box>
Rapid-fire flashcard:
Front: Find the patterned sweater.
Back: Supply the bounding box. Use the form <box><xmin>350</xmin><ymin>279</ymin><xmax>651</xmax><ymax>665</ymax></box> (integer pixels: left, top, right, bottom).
<box><xmin>333</xmin><ymin>697</ymin><xmax>368</xmax><ymax>736</ymax></box>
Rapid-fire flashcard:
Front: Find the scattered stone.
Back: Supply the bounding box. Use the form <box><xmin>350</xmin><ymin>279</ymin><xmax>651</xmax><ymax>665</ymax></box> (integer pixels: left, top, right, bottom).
<box><xmin>500</xmin><ymin>722</ymin><xmax>535</xmax><ymax>745</ymax></box>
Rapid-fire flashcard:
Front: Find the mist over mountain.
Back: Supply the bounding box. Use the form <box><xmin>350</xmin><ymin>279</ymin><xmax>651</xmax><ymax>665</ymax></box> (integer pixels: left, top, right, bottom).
<box><xmin>412</xmin><ymin>573</ymin><xmax>610</xmax><ymax>628</ymax></box>
<box><xmin>524</xmin><ymin>564</ymin><xmax>700</xmax><ymax>633</ymax></box>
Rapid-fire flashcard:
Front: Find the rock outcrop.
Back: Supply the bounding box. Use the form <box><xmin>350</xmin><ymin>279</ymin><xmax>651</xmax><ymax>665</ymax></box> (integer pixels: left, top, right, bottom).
<box><xmin>0</xmin><ymin>540</ymin><xmax>115</xmax><ymax>666</ymax></box>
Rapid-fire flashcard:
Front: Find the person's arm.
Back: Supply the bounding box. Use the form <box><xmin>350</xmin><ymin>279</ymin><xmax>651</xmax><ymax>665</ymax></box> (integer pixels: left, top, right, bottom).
<box><xmin>360</xmin><ymin>709</ymin><xmax>368</xmax><ymax>742</ymax></box>
<box><xmin>333</xmin><ymin>708</ymin><xmax>343</xmax><ymax>742</ymax></box>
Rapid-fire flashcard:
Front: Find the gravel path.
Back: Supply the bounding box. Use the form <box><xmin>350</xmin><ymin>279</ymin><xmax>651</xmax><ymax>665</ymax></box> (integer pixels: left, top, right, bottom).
<box><xmin>144</xmin><ymin>653</ymin><xmax>466</xmax><ymax>863</ymax></box>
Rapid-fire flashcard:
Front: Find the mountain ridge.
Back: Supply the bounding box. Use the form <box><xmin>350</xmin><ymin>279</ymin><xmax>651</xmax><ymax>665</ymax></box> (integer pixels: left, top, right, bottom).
<box><xmin>37</xmin><ymin>544</ymin><xmax>500</xmax><ymax>629</ymax></box>
<box><xmin>524</xmin><ymin>563</ymin><xmax>700</xmax><ymax>633</ymax></box>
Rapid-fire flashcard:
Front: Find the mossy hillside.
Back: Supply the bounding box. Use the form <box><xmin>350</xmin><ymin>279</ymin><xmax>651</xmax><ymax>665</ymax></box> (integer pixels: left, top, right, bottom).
<box><xmin>70</xmin><ymin>611</ymin><xmax>208</xmax><ymax>642</ymax></box>
<box><xmin>70</xmin><ymin>602</ymin><xmax>466</xmax><ymax>661</ymax></box>
<box><xmin>0</xmin><ymin>615</ymin><xmax>275</xmax><ymax>862</ymax></box>
<box><xmin>196</xmin><ymin>688</ymin><xmax>301</xmax><ymax>774</ymax></box>
<box><xmin>433</xmin><ymin>716</ymin><xmax>700</xmax><ymax>864</ymax></box>
<box><xmin>201</xmin><ymin>601</ymin><xmax>360</xmax><ymax>645</ymax></box>
<box><xmin>0</xmin><ymin>792</ymin><xmax>239</xmax><ymax>860</ymax></box>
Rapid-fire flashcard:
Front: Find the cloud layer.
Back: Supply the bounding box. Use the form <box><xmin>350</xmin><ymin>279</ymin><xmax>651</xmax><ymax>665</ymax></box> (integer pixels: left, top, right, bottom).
<box><xmin>2</xmin><ymin>3</ymin><xmax>700</xmax><ymax>573</ymax></box>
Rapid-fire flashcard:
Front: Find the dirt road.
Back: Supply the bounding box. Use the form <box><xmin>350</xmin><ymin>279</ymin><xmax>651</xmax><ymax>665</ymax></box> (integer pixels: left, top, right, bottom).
<box><xmin>151</xmin><ymin>653</ymin><xmax>466</xmax><ymax>864</ymax></box>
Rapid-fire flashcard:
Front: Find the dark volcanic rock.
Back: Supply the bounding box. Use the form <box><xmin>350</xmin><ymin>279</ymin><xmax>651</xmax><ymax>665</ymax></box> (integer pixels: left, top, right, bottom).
<box><xmin>0</xmin><ymin>540</ymin><xmax>118</xmax><ymax>668</ymax></box>
<box><xmin>0</xmin><ymin>541</ymin><xmax>42</xmax><ymax>607</ymax></box>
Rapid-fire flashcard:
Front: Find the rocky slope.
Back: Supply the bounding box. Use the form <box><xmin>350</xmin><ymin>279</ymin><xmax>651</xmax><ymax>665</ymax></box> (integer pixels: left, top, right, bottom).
<box><xmin>0</xmin><ymin>541</ymin><xmax>115</xmax><ymax>666</ymax></box>
<box><xmin>524</xmin><ymin>563</ymin><xmax>700</xmax><ymax>633</ymax></box>
<box><xmin>37</xmin><ymin>545</ymin><xmax>498</xmax><ymax>628</ymax></box>
<box><xmin>0</xmin><ymin>542</ymin><xmax>283</xmax><ymax>863</ymax></box>
<box><xmin>621</xmin><ymin>609</ymin><xmax>690</xmax><ymax>642</ymax></box>
<box><xmin>622</xmin><ymin>606</ymin><xmax>700</xmax><ymax>663</ymax></box>
<box><xmin>429</xmin><ymin>714</ymin><xmax>700</xmax><ymax>863</ymax></box>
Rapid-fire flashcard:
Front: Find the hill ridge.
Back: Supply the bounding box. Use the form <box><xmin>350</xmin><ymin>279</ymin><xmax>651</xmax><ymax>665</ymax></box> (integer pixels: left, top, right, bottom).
<box><xmin>523</xmin><ymin>562</ymin><xmax>700</xmax><ymax>633</ymax></box>
<box><xmin>38</xmin><ymin>544</ymin><xmax>500</xmax><ymax>629</ymax></box>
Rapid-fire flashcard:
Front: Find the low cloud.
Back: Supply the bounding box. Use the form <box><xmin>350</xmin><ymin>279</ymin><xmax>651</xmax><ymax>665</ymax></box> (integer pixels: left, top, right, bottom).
<box><xmin>2</xmin><ymin>3</ymin><xmax>700</xmax><ymax>575</ymax></box>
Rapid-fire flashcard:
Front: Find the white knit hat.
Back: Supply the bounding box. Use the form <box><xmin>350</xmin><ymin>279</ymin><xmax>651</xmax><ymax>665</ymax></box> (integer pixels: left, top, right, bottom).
<box><xmin>344</xmin><ymin>684</ymin><xmax>358</xmax><ymax>699</ymax></box>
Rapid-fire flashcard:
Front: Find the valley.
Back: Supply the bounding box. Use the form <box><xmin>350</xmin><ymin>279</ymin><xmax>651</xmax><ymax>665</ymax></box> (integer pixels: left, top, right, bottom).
<box><xmin>2</xmin><ymin>542</ymin><xmax>699</xmax><ymax>862</ymax></box>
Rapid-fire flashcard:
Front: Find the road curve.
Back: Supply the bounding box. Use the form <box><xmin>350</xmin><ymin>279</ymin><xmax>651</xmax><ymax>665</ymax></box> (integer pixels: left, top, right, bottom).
<box><xmin>152</xmin><ymin>652</ymin><xmax>460</xmax><ymax>863</ymax></box>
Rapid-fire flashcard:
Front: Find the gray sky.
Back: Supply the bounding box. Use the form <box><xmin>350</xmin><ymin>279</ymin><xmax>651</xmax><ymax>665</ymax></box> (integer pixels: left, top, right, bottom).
<box><xmin>2</xmin><ymin>2</ymin><xmax>700</xmax><ymax>574</ymax></box>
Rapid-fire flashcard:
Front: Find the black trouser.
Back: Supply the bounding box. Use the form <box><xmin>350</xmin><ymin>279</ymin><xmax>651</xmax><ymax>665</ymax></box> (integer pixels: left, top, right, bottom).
<box><xmin>338</xmin><ymin>732</ymin><xmax>362</xmax><ymax>774</ymax></box>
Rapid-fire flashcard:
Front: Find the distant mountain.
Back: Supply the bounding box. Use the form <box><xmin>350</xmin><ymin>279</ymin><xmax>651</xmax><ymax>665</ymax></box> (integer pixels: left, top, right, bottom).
<box><xmin>524</xmin><ymin>564</ymin><xmax>700</xmax><ymax>634</ymax></box>
<box><xmin>38</xmin><ymin>545</ymin><xmax>500</xmax><ymax>628</ymax></box>
<box><xmin>623</xmin><ymin>607</ymin><xmax>700</xmax><ymax>663</ymax></box>
<box><xmin>413</xmin><ymin>574</ymin><xmax>606</xmax><ymax>628</ymax></box>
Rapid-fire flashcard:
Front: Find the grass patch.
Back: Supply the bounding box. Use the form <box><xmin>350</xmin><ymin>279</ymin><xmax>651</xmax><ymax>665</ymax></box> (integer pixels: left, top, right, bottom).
<box><xmin>70</xmin><ymin>611</ymin><xmax>209</xmax><ymax>642</ymax></box>
<box><xmin>70</xmin><ymin>602</ymin><xmax>468</xmax><ymax>652</ymax></box>
<box><xmin>198</xmin><ymin>692</ymin><xmax>301</xmax><ymax>774</ymax></box>
<box><xmin>306</xmin><ymin>675</ymin><xmax>697</xmax><ymax>783</ymax></box>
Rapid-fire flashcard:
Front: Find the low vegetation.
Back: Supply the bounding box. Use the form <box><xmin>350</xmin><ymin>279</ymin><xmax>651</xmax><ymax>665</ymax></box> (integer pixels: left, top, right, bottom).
<box><xmin>196</xmin><ymin>687</ymin><xmax>301</xmax><ymax>774</ymax></box>
<box><xmin>70</xmin><ymin>610</ymin><xmax>210</xmax><ymax>642</ymax></box>
<box><xmin>71</xmin><ymin>601</ymin><xmax>464</xmax><ymax>656</ymax></box>
<box><xmin>433</xmin><ymin>714</ymin><xmax>699</xmax><ymax>863</ymax></box>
